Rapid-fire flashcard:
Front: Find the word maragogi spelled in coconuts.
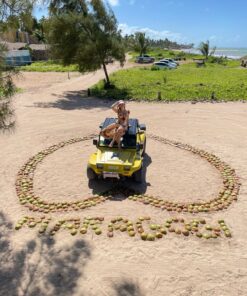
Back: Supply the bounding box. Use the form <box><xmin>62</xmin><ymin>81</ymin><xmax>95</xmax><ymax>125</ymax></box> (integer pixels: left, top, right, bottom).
<box><xmin>15</xmin><ymin>216</ymin><xmax>232</xmax><ymax>240</ymax></box>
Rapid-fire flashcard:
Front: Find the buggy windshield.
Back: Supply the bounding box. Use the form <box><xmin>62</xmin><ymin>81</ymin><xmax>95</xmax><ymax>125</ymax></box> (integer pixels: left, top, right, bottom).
<box><xmin>98</xmin><ymin>135</ymin><xmax>136</xmax><ymax>149</ymax></box>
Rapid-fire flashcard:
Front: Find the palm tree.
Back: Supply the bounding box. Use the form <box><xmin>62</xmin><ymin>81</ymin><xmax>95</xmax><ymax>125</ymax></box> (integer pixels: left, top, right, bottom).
<box><xmin>134</xmin><ymin>32</ymin><xmax>149</xmax><ymax>56</ymax></box>
<box><xmin>33</xmin><ymin>17</ymin><xmax>47</xmax><ymax>43</ymax></box>
<box><xmin>34</xmin><ymin>28</ymin><xmax>46</xmax><ymax>43</ymax></box>
<box><xmin>198</xmin><ymin>40</ymin><xmax>216</xmax><ymax>60</ymax></box>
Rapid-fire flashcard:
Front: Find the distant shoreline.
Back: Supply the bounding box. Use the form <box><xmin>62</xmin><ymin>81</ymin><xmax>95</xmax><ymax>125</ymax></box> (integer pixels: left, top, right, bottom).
<box><xmin>183</xmin><ymin>48</ymin><xmax>247</xmax><ymax>59</ymax></box>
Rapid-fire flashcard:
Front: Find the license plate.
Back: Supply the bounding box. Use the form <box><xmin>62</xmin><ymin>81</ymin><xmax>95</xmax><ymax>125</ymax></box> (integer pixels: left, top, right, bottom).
<box><xmin>108</xmin><ymin>166</ymin><xmax>119</xmax><ymax>171</ymax></box>
<box><xmin>103</xmin><ymin>172</ymin><xmax>119</xmax><ymax>179</ymax></box>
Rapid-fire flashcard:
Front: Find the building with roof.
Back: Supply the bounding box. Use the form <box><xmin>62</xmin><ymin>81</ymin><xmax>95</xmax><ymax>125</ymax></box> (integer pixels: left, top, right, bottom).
<box><xmin>0</xmin><ymin>41</ymin><xmax>50</xmax><ymax>64</ymax></box>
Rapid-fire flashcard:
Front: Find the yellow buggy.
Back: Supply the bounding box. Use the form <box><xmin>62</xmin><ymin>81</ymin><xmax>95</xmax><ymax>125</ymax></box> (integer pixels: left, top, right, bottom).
<box><xmin>87</xmin><ymin>118</ymin><xmax>146</xmax><ymax>182</ymax></box>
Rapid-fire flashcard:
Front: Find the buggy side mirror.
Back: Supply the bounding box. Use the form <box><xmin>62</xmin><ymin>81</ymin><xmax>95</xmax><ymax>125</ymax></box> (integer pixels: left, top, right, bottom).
<box><xmin>139</xmin><ymin>124</ymin><xmax>146</xmax><ymax>131</ymax></box>
<box><xmin>93</xmin><ymin>139</ymin><xmax>98</xmax><ymax>146</ymax></box>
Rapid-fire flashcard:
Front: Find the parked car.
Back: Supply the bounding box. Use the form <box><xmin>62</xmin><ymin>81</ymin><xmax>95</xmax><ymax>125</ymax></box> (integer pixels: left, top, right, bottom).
<box><xmin>135</xmin><ymin>54</ymin><xmax>155</xmax><ymax>63</ymax></box>
<box><xmin>153</xmin><ymin>61</ymin><xmax>176</xmax><ymax>69</ymax></box>
<box><xmin>160</xmin><ymin>58</ymin><xmax>179</xmax><ymax>66</ymax></box>
<box><xmin>160</xmin><ymin>60</ymin><xmax>177</xmax><ymax>68</ymax></box>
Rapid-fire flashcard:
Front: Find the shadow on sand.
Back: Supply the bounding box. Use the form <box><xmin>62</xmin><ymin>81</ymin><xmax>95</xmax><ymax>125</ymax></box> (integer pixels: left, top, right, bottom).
<box><xmin>88</xmin><ymin>153</ymin><xmax>152</xmax><ymax>198</ymax></box>
<box><xmin>32</xmin><ymin>85</ymin><xmax>132</xmax><ymax>111</ymax></box>
<box><xmin>0</xmin><ymin>211</ymin><xmax>91</xmax><ymax>296</ymax></box>
<box><xmin>33</xmin><ymin>91</ymin><xmax>113</xmax><ymax>111</ymax></box>
<box><xmin>113</xmin><ymin>279</ymin><xmax>146</xmax><ymax>296</ymax></box>
<box><xmin>0</xmin><ymin>213</ymin><xmax>148</xmax><ymax>296</ymax></box>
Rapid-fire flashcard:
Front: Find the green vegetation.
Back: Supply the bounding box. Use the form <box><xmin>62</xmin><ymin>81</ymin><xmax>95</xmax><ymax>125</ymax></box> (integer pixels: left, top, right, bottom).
<box><xmin>198</xmin><ymin>40</ymin><xmax>216</xmax><ymax>60</ymax></box>
<box><xmin>19</xmin><ymin>61</ymin><xmax>79</xmax><ymax>72</ymax></box>
<box><xmin>0</xmin><ymin>1</ymin><xmax>46</xmax><ymax>43</ymax></box>
<box><xmin>132</xmin><ymin>32</ymin><xmax>149</xmax><ymax>56</ymax></box>
<box><xmin>0</xmin><ymin>0</ymin><xmax>36</xmax><ymax>130</ymax></box>
<box><xmin>92</xmin><ymin>61</ymin><xmax>247</xmax><ymax>101</ymax></box>
<box><xmin>33</xmin><ymin>16</ymin><xmax>48</xmax><ymax>43</ymax></box>
<box><xmin>48</xmin><ymin>0</ymin><xmax>125</xmax><ymax>84</ymax></box>
<box><xmin>0</xmin><ymin>0</ymin><xmax>34</xmax><ymax>30</ymax></box>
<box><xmin>20</xmin><ymin>47</ymin><xmax>202</xmax><ymax>72</ymax></box>
<box><xmin>123</xmin><ymin>33</ymin><xmax>193</xmax><ymax>51</ymax></box>
<box><xmin>129</xmin><ymin>48</ymin><xmax>203</xmax><ymax>62</ymax></box>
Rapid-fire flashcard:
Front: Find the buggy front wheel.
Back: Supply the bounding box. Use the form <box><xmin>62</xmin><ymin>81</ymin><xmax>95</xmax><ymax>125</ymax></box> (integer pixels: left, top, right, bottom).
<box><xmin>142</xmin><ymin>139</ymin><xmax>146</xmax><ymax>156</ymax></box>
<box><xmin>87</xmin><ymin>167</ymin><xmax>97</xmax><ymax>180</ymax></box>
<box><xmin>133</xmin><ymin>166</ymin><xmax>143</xmax><ymax>183</ymax></box>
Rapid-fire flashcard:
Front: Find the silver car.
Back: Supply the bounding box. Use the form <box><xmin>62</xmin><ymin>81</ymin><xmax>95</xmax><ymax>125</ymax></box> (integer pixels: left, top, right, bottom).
<box><xmin>136</xmin><ymin>55</ymin><xmax>155</xmax><ymax>63</ymax></box>
<box><xmin>153</xmin><ymin>61</ymin><xmax>176</xmax><ymax>69</ymax></box>
<box><xmin>159</xmin><ymin>59</ymin><xmax>178</xmax><ymax>67</ymax></box>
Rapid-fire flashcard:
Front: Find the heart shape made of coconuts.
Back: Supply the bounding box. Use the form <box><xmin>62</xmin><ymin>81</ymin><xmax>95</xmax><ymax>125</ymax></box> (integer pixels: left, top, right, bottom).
<box><xmin>15</xmin><ymin>134</ymin><xmax>241</xmax><ymax>214</ymax></box>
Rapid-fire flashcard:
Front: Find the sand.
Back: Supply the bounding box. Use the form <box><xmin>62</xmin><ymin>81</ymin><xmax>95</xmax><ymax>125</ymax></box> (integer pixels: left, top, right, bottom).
<box><xmin>1</xmin><ymin>62</ymin><xmax>247</xmax><ymax>296</ymax></box>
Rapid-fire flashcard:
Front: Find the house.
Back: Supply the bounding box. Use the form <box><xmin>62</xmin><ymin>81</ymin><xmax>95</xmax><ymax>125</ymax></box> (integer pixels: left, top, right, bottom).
<box><xmin>1</xmin><ymin>42</ymin><xmax>50</xmax><ymax>64</ymax></box>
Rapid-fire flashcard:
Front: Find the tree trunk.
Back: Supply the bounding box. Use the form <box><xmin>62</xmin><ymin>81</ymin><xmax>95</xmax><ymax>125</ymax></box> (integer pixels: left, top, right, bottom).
<box><xmin>102</xmin><ymin>62</ymin><xmax>110</xmax><ymax>84</ymax></box>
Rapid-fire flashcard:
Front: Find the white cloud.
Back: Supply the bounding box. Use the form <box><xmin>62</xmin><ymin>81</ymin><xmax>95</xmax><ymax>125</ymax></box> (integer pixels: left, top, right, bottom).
<box><xmin>118</xmin><ymin>23</ymin><xmax>187</xmax><ymax>42</ymax></box>
<box><xmin>107</xmin><ymin>0</ymin><xmax>119</xmax><ymax>6</ymax></box>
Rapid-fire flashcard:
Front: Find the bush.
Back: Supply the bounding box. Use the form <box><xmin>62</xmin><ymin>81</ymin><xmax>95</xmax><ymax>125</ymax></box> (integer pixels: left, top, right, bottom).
<box><xmin>103</xmin><ymin>80</ymin><xmax>115</xmax><ymax>89</ymax></box>
<box><xmin>20</xmin><ymin>61</ymin><xmax>78</xmax><ymax>72</ymax></box>
<box><xmin>151</xmin><ymin>65</ymin><xmax>160</xmax><ymax>71</ymax></box>
<box><xmin>176</xmin><ymin>51</ymin><xmax>186</xmax><ymax>58</ymax></box>
<box><xmin>208</xmin><ymin>56</ymin><xmax>227</xmax><ymax>65</ymax></box>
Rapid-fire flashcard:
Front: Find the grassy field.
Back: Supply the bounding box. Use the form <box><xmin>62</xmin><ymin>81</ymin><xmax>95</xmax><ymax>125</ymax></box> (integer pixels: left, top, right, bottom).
<box><xmin>19</xmin><ymin>61</ymin><xmax>78</xmax><ymax>72</ymax></box>
<box><xmin>92</xmin><ymin>61</ymin><xmax>247</xmax><ymax>101</ymax></box>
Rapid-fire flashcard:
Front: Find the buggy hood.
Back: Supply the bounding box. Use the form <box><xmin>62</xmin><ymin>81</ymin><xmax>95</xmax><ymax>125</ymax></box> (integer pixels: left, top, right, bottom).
<box><xmin>97</xmin><ymin>149</ymin><xmax>136</xmax><ymax>165</ymax></box>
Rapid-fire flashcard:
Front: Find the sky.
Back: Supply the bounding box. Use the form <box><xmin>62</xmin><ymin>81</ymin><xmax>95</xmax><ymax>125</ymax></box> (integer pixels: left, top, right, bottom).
<box><xmin>34</xmin><ymin>0</ymin><xmax>247</xmax><ymax>48</ymax></box>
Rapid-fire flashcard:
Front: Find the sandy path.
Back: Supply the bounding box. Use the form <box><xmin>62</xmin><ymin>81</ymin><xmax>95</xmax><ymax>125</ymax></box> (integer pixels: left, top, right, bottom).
<box><xmin>1</xmin><ymin>62</ymin><xmax>247</xmax><ymax>296</ymax></box>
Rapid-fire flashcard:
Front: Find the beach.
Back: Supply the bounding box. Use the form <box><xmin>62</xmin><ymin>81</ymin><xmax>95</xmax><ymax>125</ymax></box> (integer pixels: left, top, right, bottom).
<box><xmin>183</xmin><ymin>48</ymin><xmax>247</xmax><ymax>59</ymax></box>
<box><xmin>1</xmin><ymin>67</ymin><xmax>247</xmax><ymax>295</ymax></box>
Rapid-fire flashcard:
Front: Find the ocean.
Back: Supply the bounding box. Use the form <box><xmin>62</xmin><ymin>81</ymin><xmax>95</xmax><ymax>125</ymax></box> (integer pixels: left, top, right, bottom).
<box><xmin>183</xmin><ymin>48</ymin><xmax>247</xmax><ymax>59</ymax></box>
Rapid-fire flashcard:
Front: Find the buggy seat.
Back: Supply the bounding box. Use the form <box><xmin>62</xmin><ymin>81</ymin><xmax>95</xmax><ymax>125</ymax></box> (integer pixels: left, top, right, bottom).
<box><xmin>100</xmin><ymin>117</ymin><xmax>139</xmax><ymax>148</ymax></box>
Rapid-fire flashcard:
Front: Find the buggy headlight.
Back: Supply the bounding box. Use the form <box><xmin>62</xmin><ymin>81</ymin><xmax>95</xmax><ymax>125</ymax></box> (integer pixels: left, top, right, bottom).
<box><xmin>124</xmin><ymin>166</ymin><xmax>131</xmax><ymax>171</ymax></box>
<box><xmin>96</xmin><ymin>163</ymin><xmax>103</xmax><ymax>169</ymax></box>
